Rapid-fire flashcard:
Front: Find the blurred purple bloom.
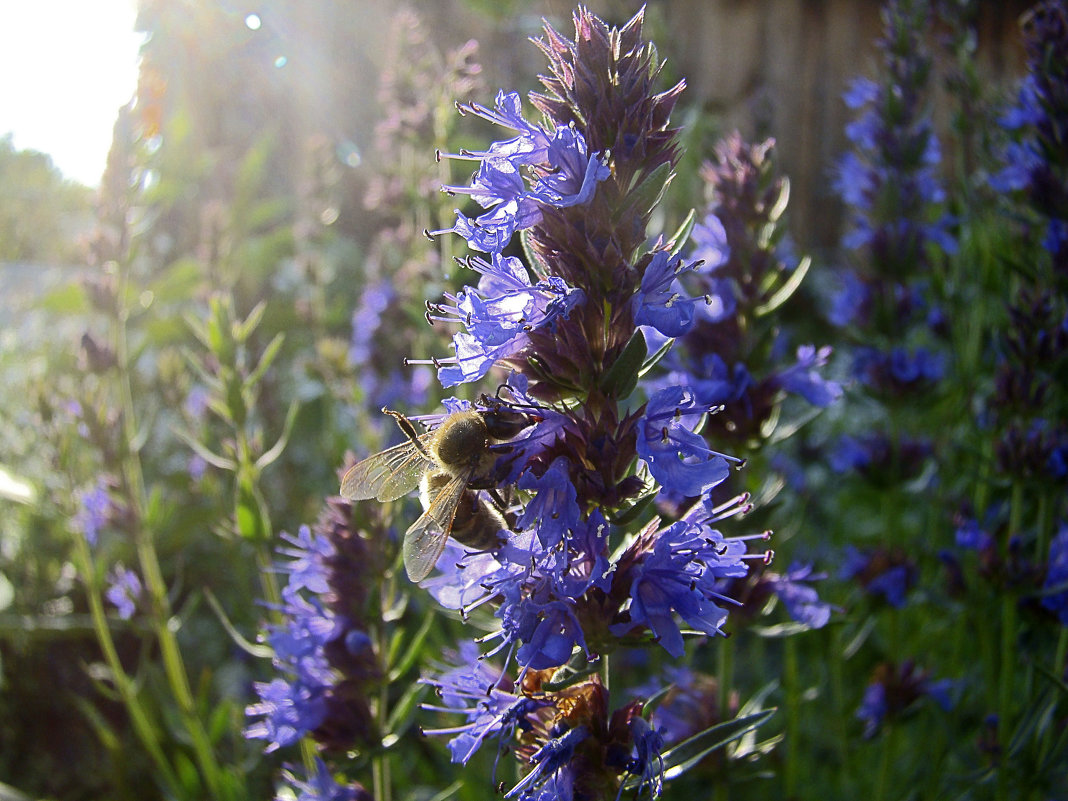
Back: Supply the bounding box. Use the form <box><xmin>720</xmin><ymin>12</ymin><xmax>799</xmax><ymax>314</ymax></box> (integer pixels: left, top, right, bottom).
<box><xmin>689</xmin><ymin>214</ymin><xmax>731</xmax><ymax>271</ymax></box>
<box><xmin>774</xmin><ymin>345</ymin><xmax>842</xmax><ymax>407</ymax></box>
<box><xmin>770</xmin><ymin>562</ymin><xmax>833</xmax><ymax>628</ymax></box>
<box><xmin>279</xmin><ymin>758</ymin><xmax>370</xmax><ymax>801</ymax></box>
<box><xmin>105</xmin><ymin>564</ymin><xmax>142</xmax><ymax>620</ymax></box>
<box><xmin>1041</xmin><ymin>524</ymin><xmax>1068</xmax><ymax>626</ymax></box>
<box><xmin>73</xmin><ymin>480</ymin><xmax>111</xmax><ymax>547</ymax></box>
<box><xmin>349</xmin><ymin>281</ymin><xmax>394</xmax><ymax>368</ymax></box>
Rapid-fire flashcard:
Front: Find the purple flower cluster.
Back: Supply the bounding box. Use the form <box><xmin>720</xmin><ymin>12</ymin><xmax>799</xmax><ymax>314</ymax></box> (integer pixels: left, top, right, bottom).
<box><xmin>990</xmin><ymin>0</ymin><xmax>1068</xmax><ymax>272</ymax></box>
<box><xmin>656</xmin><ymin>134</ymin><xmax>841</xmax><ymax>446</ymax></box>
<box><xmin>833</xmin><ymin>0</ymin><xmax>957</xmax><ymax>270</ymax></box>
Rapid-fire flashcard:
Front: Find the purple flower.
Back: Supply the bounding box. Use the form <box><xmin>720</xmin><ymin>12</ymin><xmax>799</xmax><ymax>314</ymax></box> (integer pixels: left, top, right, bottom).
<box><xmin>421</xmin><ymin>643</ymin><xmax>546</xmax><ymax>765</ymax></box>
<box><xmin>612</xmin><ymin>519</ymin><xmax>749</xmax><ymax>658</ymax></box>
<box><xmin>434</xmin><ymin>90</ymin><xmax>608</xmax><ymax>255</ymax></box>
<box><xmin>506</xmin><ymin>725</ymin><xmax>589</xmax><ymax>800</ymax></box>
<box><xmin>73</xmin><ymin>480</ymin><xmax>111</xmax><ymax>547</ymax></box>
<box><xmin>856</xmin><ymin>681</ymin><xmax>888</xmax><ymax>739</ymax></box>
<box><xmin>770</xmin><ymin>562</ymin><xmax>833</xmax><ymax>629</ymax></box>
<box><xmin>1041</xmin><ymin>523</ymin><xmax>1068</xmax><ymax>626</ymax></box>
<box><xmin>773</xmin><ymin>345</ymin><xmax>842</xmax><ymax>407</ymax></box>
<box><xmin>278</xmin><ymin>758</ymin><xmax>370</xmax><ymax>801</ymax></box>
<box><xmin>689</xmin><ymin>214</ymin><xmax>731</xmax><ymax>272</ymax></box>
<box><xmin>626</xmin><ymin>717</ymin><xmax>666</xmax><ymax>799</ymax></box>
<box><xmin>245</xmin><ymin>677</ymin><xmax>328</xmax><ymax>753</ymax></box>
<box><xmin>425</xmin><ymin>253</ymin><xmax>585</xmax><ymax>387</ymax></box>
<box><xmin>276</xmin><ymin>525</ymin><xmax>334</xmax><ymax>596</ymax></box>
<box><xmin>348</xmin><ymin>281</ymin><xmax>394</xmax><ymax>368</ymax></box>
<box><xmin>632</xmin><ymin>251</ymin><xmax>710</xmax><ymax>338</ymax></box>
<box><xmin>637</xmin><ymin>386</ymin><xmax>732</xmax><ymax>497</ymax></box>
<box><xmin>105</xmin><ymin>564</ymin><xmax>142</xmax><ymax>620</ymax></box>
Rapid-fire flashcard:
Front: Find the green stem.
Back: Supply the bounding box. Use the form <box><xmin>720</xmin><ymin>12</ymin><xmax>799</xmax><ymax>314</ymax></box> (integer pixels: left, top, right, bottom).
<box><xmin>783</xmin><ymin>636</ymin><xmax>801</xmax><ymax>797</ymax></box>
<box><xmin>829</xmin><ymin>628</ymin><xmax>850</xmax><ymax>796</ymax></box>
<box><xmin>115</xmin><ymin>264</ymin><xmax>226</xmax><ymax>800</ymax></box>
<box><xmin>74</xmin><ymin>535</ymin><xmax>181</xmax><ymax>795</ymax></box>
<box><xmin>996</xmin><ymin>482</ymin><xmax>1025</xmax><ymax>801</ymax></box>
<box><xmin>874</xmin><ymin>725</ymin><xmax>896</xmax><ymax>801</ymax></box>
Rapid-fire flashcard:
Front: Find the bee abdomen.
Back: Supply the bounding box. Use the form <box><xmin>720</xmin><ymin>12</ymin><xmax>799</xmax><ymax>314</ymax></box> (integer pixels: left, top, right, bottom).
<box><xmin>451</xmin><ymin>493</ymin><xmax>506</xmax><ymax>551</ymax></box>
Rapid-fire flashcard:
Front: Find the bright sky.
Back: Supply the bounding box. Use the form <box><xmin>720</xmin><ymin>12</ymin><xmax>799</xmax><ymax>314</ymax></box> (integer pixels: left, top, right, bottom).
<box><xmin>0</xmin><ymin>0</ymin><xmax>143</xmax><ymax>187</ymax></box>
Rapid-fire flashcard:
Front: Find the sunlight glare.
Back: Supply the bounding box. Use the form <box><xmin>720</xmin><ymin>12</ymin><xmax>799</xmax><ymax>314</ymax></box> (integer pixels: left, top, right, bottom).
<box><xmin>0</xmin><ymin>0</ymin><xmax>143</xmax><ymax>187</ymax></box>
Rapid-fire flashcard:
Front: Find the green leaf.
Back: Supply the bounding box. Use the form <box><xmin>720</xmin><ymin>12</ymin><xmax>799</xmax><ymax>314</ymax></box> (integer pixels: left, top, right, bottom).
<box><xmin>172</xmin><ymin>426</ymin><xmax>237</xmax><ymax>471</ymax></box>
<box><xmin>255</xmin><ymin>399</ymin><xmax>300</xmax><ymax>471</ymax></box>
<box><xmin>657</xmin><ymin>708</ymin><xmax>775</xmax><ymax>782</ymax></box>
<box><xmin>754</xmin><ymin>255</ymin><xmax>811</xmax><ymax>318</ymax></box>
<box><xmin>599</xmin><ymin>328</ymin><xmax>647</xmax><ymax>398</ymax></box>
<box><xmin>0</xmin><ymin>464</ymin><xmax>35</xmax><ymax>504</ymax></box>
<box><xmin>388</xmin><ymin>606</ymin><xmax>437</xmax><ymax>681</ymax></box>
<box><xmin>245</xmin><ymin>332</ymin><xmax>285</xmax><ymax>390</ymax></box>
<box><xmin>234</xmin><ymin>300</ymin><xmax>267</xmax><ymax>344</ymax></box>
<box><xmin>617</xmin><ymin>161</ymin><xmax>673</xmax><ymax>222</ymax></box>
<box><xmin>385</xmin><ymin>681</ymin><xmax>429</xmax><ymax>739</ymax></box>
<box><xmin>666</xmin><ymin>208</ymin><xmax>697</xmax><ymax>257</ymax></box>
<box><xmin>638</xmin><ymin>335</ymin><xmax>675</xmax><ymax>379</ymax></box>
<box><xmin>204</xmin><ymin>587</ymin><xmax>271</xmax><ymax>658</ymax></box>
<box><xmin>0</xmin><ymin>780</ymin><xmax>39</xmax><ymax>801</ymax></box>
<box><xmin>35</xmin><ymin>281</ymin><xmax>88</xmax><ymax>314</ymax></box>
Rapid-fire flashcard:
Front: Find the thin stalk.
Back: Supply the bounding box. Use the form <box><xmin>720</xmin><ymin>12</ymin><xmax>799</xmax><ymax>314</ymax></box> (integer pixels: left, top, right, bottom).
<box><xmin>996</xmin><ymin>481</ymin><xmax>1025</xmax><ymax>801</ymax></box>
<box><xmin>114</xmin><ymin>265</ymin><xmax>226</xmax><ymax>799</ymax></box>
<box><xmin>73</xmin><ymin>535</ymin><xmax>181</xmax><ymax>795</ymax></box>
<box><xmin>783</xmin><ymin>636</ymin><xmax>801</xmax><ymax>797</ymax></box>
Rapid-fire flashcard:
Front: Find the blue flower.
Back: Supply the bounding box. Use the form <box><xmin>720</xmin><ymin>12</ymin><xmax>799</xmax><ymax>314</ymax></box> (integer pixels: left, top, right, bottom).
<box><xmin>612</xmin><ymin>518</ymin><xmax>749</xmax><ymax>658</ymax></box>
<box><xmin>245</xmin><ymin>677</ymin><xmax>328</xmax><ymax>753</ymax></box>
<box><xmin>1041</xmin><ymin>523</ymin><xmax>1068</xmax><ymax>626</ymax></box>
<box><xmin>632</xmin><ymin>251</ymin><xmax>710</xmax><ymax>338</ymax></box>
<box><xmin>278</xmin><ymin>758</ymin><xmax>370</xmax><ymax>801</ymax></box>
<box><xmin>689</xmin><ymin>214</ymin><xmax>731</xmax><ymax>272</ymax></box>
<box><xmin>625</xmin><ymin>717</ymin><xmax>666</xmax><ymax>799</ymax></box>
<box><xmin>434</xmin><ymin>90</ymin><xmax>608</xmax><ymax>255</ymax></box>
<box><xmin>506</xmin><ymin>725</ymin><xmax>589</xmax><ymax>800</ymax></box>
<box><xmin>828</xmin><ymin>270</ymin><xmax>870</xmax><ymax>327</ymax></box>
<box><xmin>637</xmin><ymin>386</ymin><xmax>732</xmax><ymax>497</ymax></box>
<box><xmin>105</xmin><ymin>564</ymin><xmax>142</xmax><ymax>620</ymax></box>
<box><xmin>426</xmin><ymin>253</ymin><xmax>585</xmax><ymax>387</ymax></box>
<box><xmin>276</xmin><ymin>525</ymin><xmax>334</xmax><ymax>596</ymax></box>
<box><xmin>515</xmin><ymin>457</ymin><xmax>581</xmax><ymax>548</ymax></box>
<box><xmin>348</xmin><ymin>281</ymin><xmax>394</xmax><ymax>368</ymax></box>
<box><xmin>773</xmin><ymin>345</ymin><xmax>842</xmax><ymax>407</ymax></box>
<box><xmin>856</xmin><ymin>682</ymin><xmax>887</xmax><ymax>739</ymax></box>
<box><xmin>770</xmin><ymin>562</ymin><xmax>833</xmax><ymax>628</ymax></box>
<box><xmin>73</xmin><ymin>480</ymin><xmax>111</xmax><ymax>547</ymax></box>
<box><xmin>421</xmin><ymin>643</ymin><xmax>546</xmax><ymax>765</ymax></box>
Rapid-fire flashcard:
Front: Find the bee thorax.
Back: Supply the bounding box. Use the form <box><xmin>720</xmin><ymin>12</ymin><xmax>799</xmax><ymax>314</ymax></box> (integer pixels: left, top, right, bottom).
<box><xmin>431</xmin><ymin>411</ymin><xmax>489</xmax><ymax>469</ymax></box>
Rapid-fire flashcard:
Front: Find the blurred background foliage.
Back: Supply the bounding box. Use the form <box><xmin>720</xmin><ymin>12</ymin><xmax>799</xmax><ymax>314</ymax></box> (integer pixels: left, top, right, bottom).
<box><xmin>2</xmin><ymin>1</ymin><xmax>1065</xmax><ymax>800</ymax></box>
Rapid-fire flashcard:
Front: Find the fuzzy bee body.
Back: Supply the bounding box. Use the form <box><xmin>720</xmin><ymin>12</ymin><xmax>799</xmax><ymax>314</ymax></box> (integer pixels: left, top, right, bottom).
<box><xmin>340</xmin><ymin>407</ymin><xmax>528</xmax><ymax>581</ymax></box>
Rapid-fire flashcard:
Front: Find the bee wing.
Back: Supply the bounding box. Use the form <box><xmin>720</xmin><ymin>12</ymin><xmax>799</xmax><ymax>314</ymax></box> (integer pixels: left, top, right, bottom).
<box><xmin>340</xmin><ymin>434</ymin><xmax>434</xmax><ymax>502</ymax></box>
<box><xmin>402</xmin><ymin>470</ymin><xmax>470</xmax><ymax>582</ymax></box>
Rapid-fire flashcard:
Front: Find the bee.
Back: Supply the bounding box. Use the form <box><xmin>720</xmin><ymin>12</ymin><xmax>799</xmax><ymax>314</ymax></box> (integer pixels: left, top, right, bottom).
<box><xmin>340</xmin><ymin>405</ymin><xmax>532</xmax><ymax>582</ymax></box>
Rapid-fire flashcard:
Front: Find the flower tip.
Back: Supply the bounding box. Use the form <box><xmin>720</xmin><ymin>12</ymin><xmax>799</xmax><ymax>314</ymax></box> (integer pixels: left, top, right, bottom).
<box><xmin>763</xmin><ymin>549</ymin><xmax>775</xmax><ymax>565</ymax></box>
<box><xmin>733</xmin><ymin>457</ymin><xmax>748</xmax><ymax>470</ymax></box>
<box><xmin>423</xmin><ymin>228</ymin><xmax>435</xmax><ymax>241</ymax></box>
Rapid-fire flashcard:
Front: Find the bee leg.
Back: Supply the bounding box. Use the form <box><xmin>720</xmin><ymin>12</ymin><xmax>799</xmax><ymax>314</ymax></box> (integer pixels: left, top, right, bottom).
<box><xmin>383</xmin><ymin>407</ymin><xmax>432</xmax><ymax>457</ymax></box>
